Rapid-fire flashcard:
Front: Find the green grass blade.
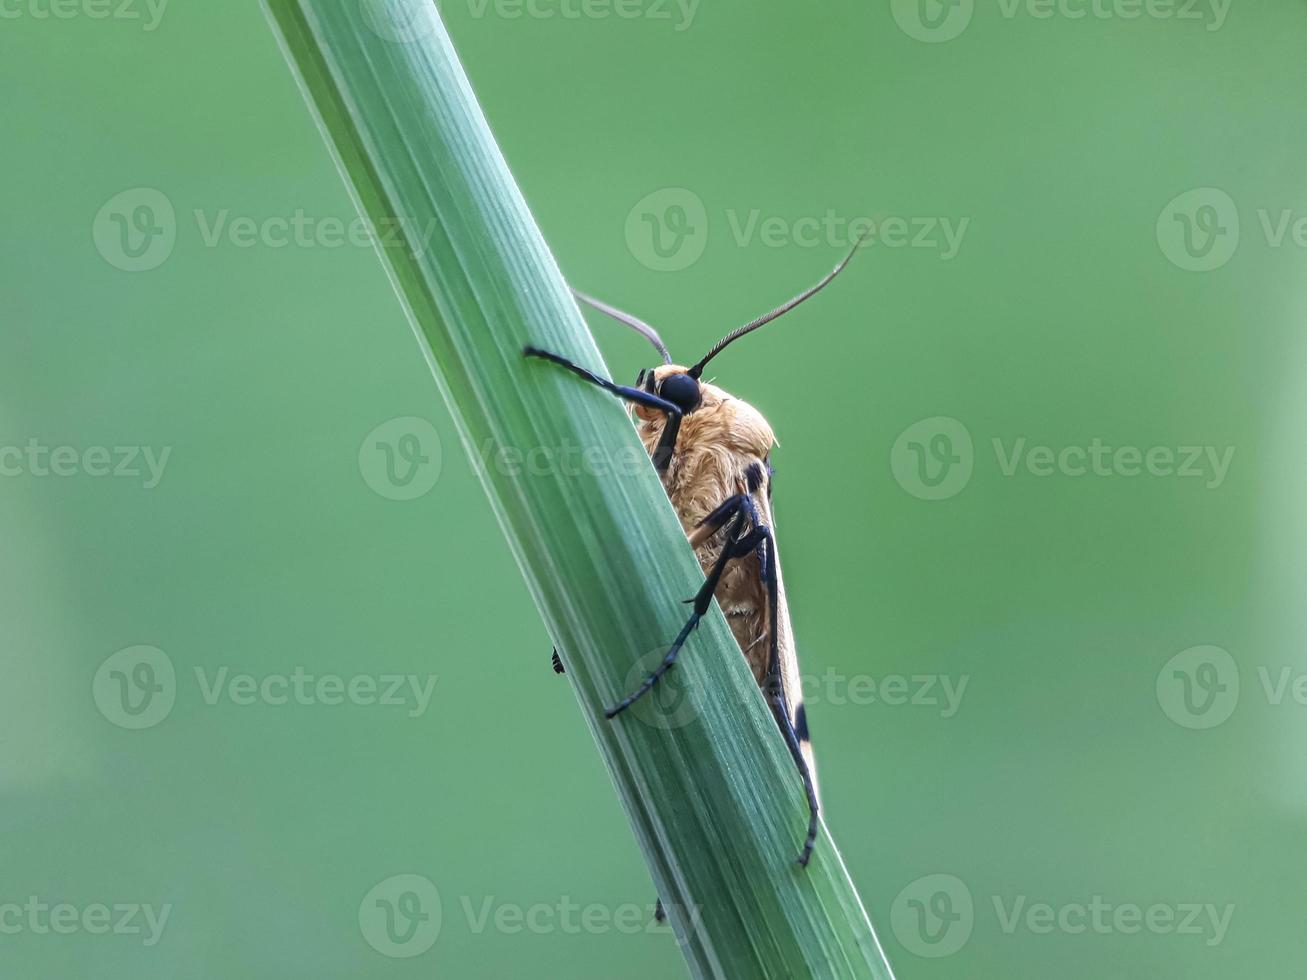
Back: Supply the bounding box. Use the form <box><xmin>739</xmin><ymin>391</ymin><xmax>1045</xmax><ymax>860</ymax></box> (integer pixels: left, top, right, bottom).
<box><xmin>262</xmin><ymin>3</ymin><xmax>897</xmax><ymax>976</ymax></box>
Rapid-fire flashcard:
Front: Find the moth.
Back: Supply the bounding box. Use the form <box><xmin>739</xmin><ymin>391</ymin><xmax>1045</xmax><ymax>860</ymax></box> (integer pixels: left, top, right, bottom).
<box><xmin>527</xmin><ymin>237</ymin><xmax>865</xmax><ymax>868</ymax></box>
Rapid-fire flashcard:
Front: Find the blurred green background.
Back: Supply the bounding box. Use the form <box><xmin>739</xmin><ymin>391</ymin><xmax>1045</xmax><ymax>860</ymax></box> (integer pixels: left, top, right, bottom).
<box><xmin>3</xmin><ymin>1</ymin><xmax>1305</xmax><ymax>977</ymax></box>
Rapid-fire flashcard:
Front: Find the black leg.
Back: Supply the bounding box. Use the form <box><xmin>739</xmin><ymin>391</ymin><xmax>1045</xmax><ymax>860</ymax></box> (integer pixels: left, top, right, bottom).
<box><xmin>524</xmin><ymin>346</ymin><xmax>682</xmax><ymax>473</ymax></box>
<box><xmin>649</xmin><ymin>411</ymin><xmax>681</xmax><ymax>473</ymax></box>
<box><xmin>758</xmin><ymin>533</ymin><xmax>820</xmax><ymax>867</ymax></box>
<box><xmin>672</xmin><ymin>492</ymin><xmax>822</xmax><ymax>867</ymax></box>
<box><xmin>654</xmin><ymin>898</ymin><xmax>666</xmax><ymax>924</ymax></box>
<box><xmin>604</xmin><ymin>514</ymin><xmax>765</xmax><ymax>719</ymax></box>
<box><xmin>688</xmin><ymin>492</ymin><xmax>762</xmax><ymax>548</ymax></box>
<box><xmin>614</xmin><ymin>491</ymin><xmax>756</xmax><ymax>715</ymax></box>
<box><xmin>525</xmin><ymin>347</ymin><xmax>821</xmax><ymax>862</ymax></box>
<box><xmin>551</xmin><ymin>648</ymin><xmax>564</xmax><ymax>674</ymax></box>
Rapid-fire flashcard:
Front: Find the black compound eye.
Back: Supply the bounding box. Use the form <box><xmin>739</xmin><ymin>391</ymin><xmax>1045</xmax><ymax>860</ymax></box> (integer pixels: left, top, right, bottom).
<box><xmin>658</xmin><ymin>372</ymin><xmax>701</xmax><ymax>412</ymax></box>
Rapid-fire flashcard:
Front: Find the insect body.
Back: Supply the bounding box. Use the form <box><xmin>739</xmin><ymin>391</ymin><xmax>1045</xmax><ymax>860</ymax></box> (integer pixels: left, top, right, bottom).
<box><xmin>527</xmin><ymin>236</ymin><xmax>865</xmax><ymax>867</ymax></box>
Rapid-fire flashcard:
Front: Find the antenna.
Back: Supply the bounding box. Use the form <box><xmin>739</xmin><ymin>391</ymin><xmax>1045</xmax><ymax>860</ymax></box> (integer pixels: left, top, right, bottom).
<box><xmin>688</xmin><ymin>228</ymin><xmax>871</xmax><ymax>379</ymax></box>
<box><xmin>571</xmin><ymin>288</ymin><xmax>673</xmax><ymax>365</ymax></box>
